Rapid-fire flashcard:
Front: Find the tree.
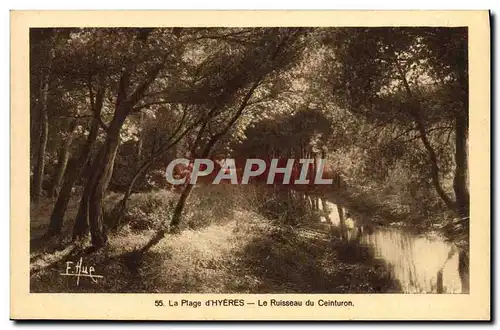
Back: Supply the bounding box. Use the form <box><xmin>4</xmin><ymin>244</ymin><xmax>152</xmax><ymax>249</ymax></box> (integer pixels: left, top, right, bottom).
<box><xmin>30</xmin><ymin>29</ymin><xmax>56</xmax><ymax>203</ymax></box>
<box><xmin>46</xmin><ymin>74</ymin><xmax>107</xmax><ymax>237</ymax></box>
<box><xmin>70</xmin><ymin>28</ymin><xmax>187</xmax><ymax>247</ymax></box>
<box><xmin>138</xmin><ymin>27</ymin><xmax>309</xmax><ymax>253</ymax></box>
<box><xmin>320</xmin><ymin>27</ymin><xmax>469</xmax><ymax>293</ymax></box>
<box><xmin>322</xmin><ymin>27</ymin><xmax>468</xmax><ymax>219</ymax></box>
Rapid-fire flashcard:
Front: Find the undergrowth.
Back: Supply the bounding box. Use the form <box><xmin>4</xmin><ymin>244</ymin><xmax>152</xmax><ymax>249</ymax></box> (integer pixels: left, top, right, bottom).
<box><xmin>30</xmin><ymin>185</ymin><xmax>401</xmax><ymax>293</ymax></box>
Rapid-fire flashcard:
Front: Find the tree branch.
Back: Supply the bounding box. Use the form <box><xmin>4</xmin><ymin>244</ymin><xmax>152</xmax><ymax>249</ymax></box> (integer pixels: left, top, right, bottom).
<box><xmin>132</xmin><ymin>100</ymin><xmax>174</xmax><ymax>113</ymax></box>
<box><xmin>201</xmin><ymin>79</ymin><xmax>262</xmax><ymax>157</ymax></box>
<box><xmin>393</xmin><ymin>56</ymin><xmax>456</xmax><ymax>211</ymax></box>
<box><xmin>127</xmin><ymin>61</ymin><xmax>166</xmax><ymax>109</ymax></box>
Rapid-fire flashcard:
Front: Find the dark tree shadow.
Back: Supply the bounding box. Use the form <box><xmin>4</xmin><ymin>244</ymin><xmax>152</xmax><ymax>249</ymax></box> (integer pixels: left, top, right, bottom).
<box><xmin>230</xmin><ymin>225</ymin><xmax>401</xmax><ymax>293</ymax></box>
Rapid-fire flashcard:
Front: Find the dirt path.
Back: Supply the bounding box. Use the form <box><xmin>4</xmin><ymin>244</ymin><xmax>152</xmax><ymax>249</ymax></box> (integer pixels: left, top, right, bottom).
<box><xmin>30</xmin><ymin>206</ymin><xmax>400</xmax><ymax>293</ymax></box>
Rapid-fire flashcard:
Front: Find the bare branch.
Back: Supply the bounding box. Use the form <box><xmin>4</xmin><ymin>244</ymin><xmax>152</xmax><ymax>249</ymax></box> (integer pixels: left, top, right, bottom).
<box><xmin>132</xmin><ymin>100</ymin><xmax>173</xmax><ymax>112</ymax></box>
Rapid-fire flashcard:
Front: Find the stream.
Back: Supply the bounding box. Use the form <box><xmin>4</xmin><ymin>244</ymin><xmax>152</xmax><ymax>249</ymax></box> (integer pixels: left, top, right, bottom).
<box><xmin>321</xmin><ymin>200</ymin><xmax>463</xmax><ymax>293</ymax></box>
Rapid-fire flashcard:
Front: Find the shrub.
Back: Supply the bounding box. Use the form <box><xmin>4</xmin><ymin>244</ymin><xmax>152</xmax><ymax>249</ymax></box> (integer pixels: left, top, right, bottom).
<box><xmin>181</xmin><ymin>185</ymin><xmax>238</xmax><ymax>230</ymax></box>
<box><xmin>114</xmin><ymin>190</ymin><xmax>176</xmax><ymax>232</ymax></box>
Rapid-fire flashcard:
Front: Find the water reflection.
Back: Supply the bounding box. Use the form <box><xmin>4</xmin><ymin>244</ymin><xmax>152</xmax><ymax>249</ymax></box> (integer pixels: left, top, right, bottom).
<box><xmin>323</xmin><ymin>200</ymin><xmax>462</xmax><ymax>293</ymax></box>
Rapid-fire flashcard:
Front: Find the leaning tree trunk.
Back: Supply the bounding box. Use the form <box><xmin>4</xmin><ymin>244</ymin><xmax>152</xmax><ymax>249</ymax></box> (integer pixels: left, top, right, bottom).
<box><xmin>47</xmin><ymin>76</ymin><xmax>105</xmax><ymax>238</ymax></box>
<box><xmin>167</xmin><ymin>137</ymin><xmax>217</xmax><ymax>234</ymax></box>
<box><xmin>395</xmin><ymin>59</ymin><xmax>457</xmax><ymax>213</ymax></box>
<box><xmin>49</xmin><ymin>121</ymin><xmax>78</xmax><ymax>198</ymax></box>
<box><xmin>110</xmin><ymin>157</ymin><xmax>154</xmax><ymax>230</ymax></box>
<box><xmin>138</xmin><ymin>128</ymin><xmax>223</xmax><ymax>253</ymax></box>
<box><xmin>47</xmin><ymin>120</ymin><xmax>100</xmax><ymax>237</ymax></box>
<box><xmin>167</xmin><ymin>76</ymin><xmax>263</xmax><ymax>232</ymax></box>
<box><xmin>138</xmin><ymin>51</ymin><xmax>275</xmax><ymax>254</ymax></box>
<box><xmin>70</xmin><ymin>32</ymin><xmax>168</xmax><ymax>246</ymax></box>
<box><xmin>137</xmin><ymin>180</ymin><xmax>196</xmax><ymax>254</ymax></box>
<box><xmin>73</xmin><ymin>138</ymin><xmax>119</xmax><ymax>247</ymax></box>
<box><xmin>111</xmin><ymin>110</ymin><xmax>195</xmax><ymax>229</ymax></box>
<box><xmin>72</xmin><ymin>148</ymin><xmax>103</xmax><ymax>240</ymax></box>
<box><xmin>47</xmin><ymin>158</ymin><xmax>85</xmax><ymax>237</ymax></box>
<box><xmin>89</xmin><ymin>137</ymin><xmax>121</xmax><ymax>247</ymax></box>
<box><xmin>73</xmin><ymin>119</ymin><xmax>124</xmax><ymax>247</ymax></box>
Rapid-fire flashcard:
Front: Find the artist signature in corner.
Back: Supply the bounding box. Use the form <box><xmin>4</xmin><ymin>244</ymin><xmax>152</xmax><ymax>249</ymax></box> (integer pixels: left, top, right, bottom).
<box><xmin>60</xmin><ymin>257</ymin><xmax>104</xmax><ymax>286</ymax></box>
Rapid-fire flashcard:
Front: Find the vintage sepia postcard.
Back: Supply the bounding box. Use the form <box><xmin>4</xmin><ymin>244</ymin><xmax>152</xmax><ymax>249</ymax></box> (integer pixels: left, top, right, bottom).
<box><xmin>11</xmin><ymin>10</ymin><xmax>490</xmax><ymax>320</ymax></box>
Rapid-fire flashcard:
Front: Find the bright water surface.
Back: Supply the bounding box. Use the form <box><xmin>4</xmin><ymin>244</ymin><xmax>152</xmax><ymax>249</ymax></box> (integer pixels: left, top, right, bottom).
<box><xmin>321</xmin><ymin>200</ymin><xmax>462</xmax><ymax>293</ymax></box>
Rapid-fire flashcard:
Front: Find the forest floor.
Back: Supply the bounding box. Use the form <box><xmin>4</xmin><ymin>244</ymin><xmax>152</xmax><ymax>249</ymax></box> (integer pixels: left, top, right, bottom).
<box><xmin>29</xmin><ymin>189</ymin><xmax>401</xmax><ymax>293</ymax></box>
